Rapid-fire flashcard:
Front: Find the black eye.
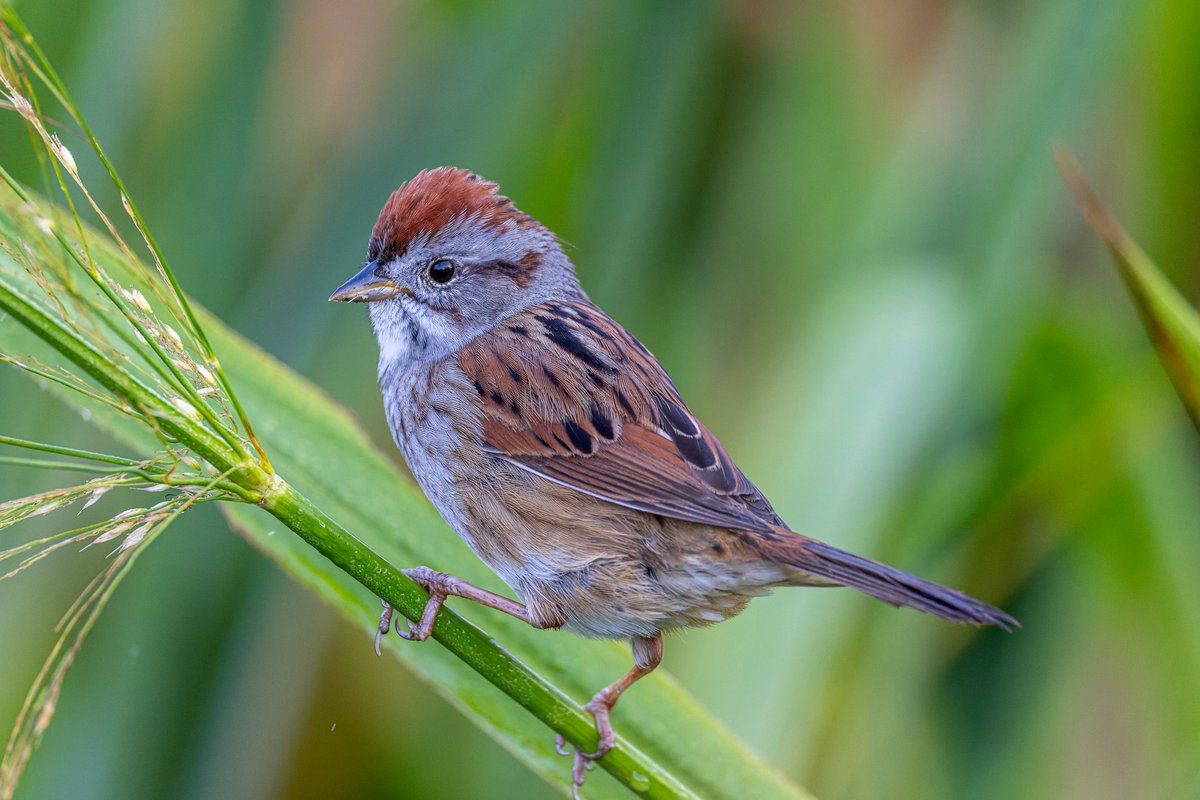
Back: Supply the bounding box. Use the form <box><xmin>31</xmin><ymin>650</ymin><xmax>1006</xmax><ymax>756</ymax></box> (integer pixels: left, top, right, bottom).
<box><xmin>428</xmin><ymin>258</ymin><xmax>456</xmax><ymax>283</ymax></box>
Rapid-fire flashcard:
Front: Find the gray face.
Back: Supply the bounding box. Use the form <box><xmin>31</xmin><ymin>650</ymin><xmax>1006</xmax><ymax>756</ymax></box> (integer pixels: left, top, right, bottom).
<box><xmin>362</xmin><ymin>217</ymin><xmax>580</xmax><ymax>365</ymax></box>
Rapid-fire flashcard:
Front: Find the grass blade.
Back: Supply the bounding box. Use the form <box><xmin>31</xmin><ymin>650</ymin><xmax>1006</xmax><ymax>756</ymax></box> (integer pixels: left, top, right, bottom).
<box><xmin>1056</xmin><ymin>148</ymin><xmax>1200</xmax><ymax>430</ymax></box>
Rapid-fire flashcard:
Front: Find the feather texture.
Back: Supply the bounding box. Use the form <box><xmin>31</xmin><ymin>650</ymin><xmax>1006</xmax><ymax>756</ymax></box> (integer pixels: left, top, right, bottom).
<box><xmin>457</xmin><ymin>300</ymin><xmax>786</xmax><ymax>533</ymax></box>
<box><xmin>456</xmin><ymin>298</ymin><xmax>1017</xmax><ymax>630</ymax></box>
<box><xmin>758</xmin><ymin>538</ymin><xmax>1020</xmax><ymax>630</ymax></box>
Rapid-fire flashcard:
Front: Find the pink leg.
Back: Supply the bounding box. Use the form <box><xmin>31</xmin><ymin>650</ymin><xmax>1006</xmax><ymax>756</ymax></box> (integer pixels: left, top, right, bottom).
<box><xmin>374</xmin><ymin>566</ymin><xmax>558</xmax><ymax>654</ymax></box>
<box><xmin>375</xmin><ymin>566</ymin><xmax>656</xmax><ymax>799</ymax></box>
<box><xmin>556</xmin><ymin>634</ymin><xmax>664</xmax><ymax>799</ymax></box>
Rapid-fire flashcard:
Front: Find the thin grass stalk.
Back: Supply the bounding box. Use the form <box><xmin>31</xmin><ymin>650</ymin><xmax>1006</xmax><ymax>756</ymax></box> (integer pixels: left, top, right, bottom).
<box><xmin>0</xmin><ymin>353</ymin><xmax>144</xmax><ymax>418</ymax></box>
<box><xmin>0</xmin><ymin>522</ymin><xmax>168</xmax><ymax>800</ymax></box>
<box><xmin>0</xmin><ymin>162</ymin><xmax>251</xmax><ymax>460</ymax></box>
<box><xmin>0</xmin><ymin>457</ymin><xmax>132</xmax><ymax>474</ymax></box>
<box><xmin>0</xmin><ymin>435</ymin><xmax>139</xmax><ymax>466</ymax></box>
<box><xmin>0</xmin><ymin>7</ymin><xmax>269</xmax><ymax>470</ymax></box>
<box><xmin>0</xmin><ymin>277</ymin><xmax>237</xmax><ymax>473</ymax></box>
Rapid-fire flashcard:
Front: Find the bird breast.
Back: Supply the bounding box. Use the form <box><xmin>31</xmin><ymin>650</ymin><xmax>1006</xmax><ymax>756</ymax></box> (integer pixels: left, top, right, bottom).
<box><xmin>378</xmin><ymin>354</ymin><xmax>792</xmax><ymax>639</ymax></box>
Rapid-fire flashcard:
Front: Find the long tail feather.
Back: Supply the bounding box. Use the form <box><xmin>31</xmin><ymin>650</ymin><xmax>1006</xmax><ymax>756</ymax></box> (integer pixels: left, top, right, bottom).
<box><xmin>761</xmin><ymin>535</ymin><xmax>1019</xmax><ymax>631</ymax></box>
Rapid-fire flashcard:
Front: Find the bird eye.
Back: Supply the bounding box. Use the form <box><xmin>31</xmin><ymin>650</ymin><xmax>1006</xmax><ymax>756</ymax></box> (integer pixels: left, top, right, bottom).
<box><xmin>428</xmin><ymin>258</ymin><xmax>456</xmax><ymax>284</ymax></box>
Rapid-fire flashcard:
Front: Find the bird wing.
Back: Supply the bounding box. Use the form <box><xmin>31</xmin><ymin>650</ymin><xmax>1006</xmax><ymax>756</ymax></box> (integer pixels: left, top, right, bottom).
<box><xmin>455</xmin><ymin>300</ymin><xmax>785</xmax><ymax>533</ymax></box>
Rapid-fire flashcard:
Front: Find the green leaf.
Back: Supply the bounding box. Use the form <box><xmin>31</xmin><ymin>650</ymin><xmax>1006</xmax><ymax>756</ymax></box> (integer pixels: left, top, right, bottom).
<box><xmin>1056</xmin><ymin>149</ymin><xmax>1200</xmax><ymax>431</ymax></box>
<box><xmin>0</xmin><ymin>186</ymin><xmax>810</xmax><ymax>798</ymax></box>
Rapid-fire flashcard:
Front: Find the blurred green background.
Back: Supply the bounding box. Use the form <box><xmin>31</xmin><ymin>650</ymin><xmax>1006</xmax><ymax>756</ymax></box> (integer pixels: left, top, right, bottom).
<box><xmin>2</xmin><ymin>0</ymin><xmax>1199</xmax><ymax>798</ymax></box>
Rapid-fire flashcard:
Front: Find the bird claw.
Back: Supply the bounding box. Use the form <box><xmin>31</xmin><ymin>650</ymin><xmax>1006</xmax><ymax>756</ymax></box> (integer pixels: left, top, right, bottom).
<box><xmin>568</xmin><ymin>748</ymin><xmax>602</xmax><ymax>799</ymax></box>
<box><xmin>554</xmin><ymin>734</ymin><xmax>594</xmax><ymax>798</ymax></box>
<box><xmin>374</xmin><ymin>600</ymin><xmax>393</xmax><ymax>656</ymax></box>
<box><xmin>372</xmin><ymin>580</ymin><xmax>447</xmax><ymax>650</ymax></box>
<box><xmin>556</xmin><ymin>697</ymin><xmax>616</xmax><ymax>798</ymax></box>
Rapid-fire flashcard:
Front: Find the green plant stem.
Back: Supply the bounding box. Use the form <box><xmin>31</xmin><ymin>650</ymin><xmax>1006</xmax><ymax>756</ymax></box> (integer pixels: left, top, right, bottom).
<box><xmin>0</xmin><ymin>276</ymin><xmax>238</xmax><ymax>475</ymax></box>
<box><xmin>0</xmin><ymin>162</ymin><xmax>252</xmax><ymax>462</ymax></box>
<box><xmin>0</xmin><ymin>456</ymin><xmax>130</xmax><ymax>473</ymax></box>
<box><xmin>0</xmin><ymin>352</ymin><xmax>136</xmax><ymax>417</ymax></box>
<box><xmin>0</xmin><ymin>435</ymin><xmax>137</xmax><ymax>465</ymax></box>
<box><xmin>0</xmin><ymin>163</ymin><xmax>207</xmax><ymax>406</ymax></box>
<box><xmin>262</xmin><ymin>481</ymin><xmax>696</xmax><ymax>800</ymax></box>
<box><xmin>1</xmin><ymin>5</ymin><xmax>268</xmax><ymax>470</ymax></box>
<box><xmin>0</xmin><ymin>458</ymin><xmax>249</xmax><ymax>503</ymax></box>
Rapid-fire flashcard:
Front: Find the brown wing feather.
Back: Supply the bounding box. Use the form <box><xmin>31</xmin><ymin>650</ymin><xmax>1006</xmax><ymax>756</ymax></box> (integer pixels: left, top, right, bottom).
<box><xmin>456</xmin><ymin>300</ymin><xmax>784</xmax><ymax>533</ymax></box>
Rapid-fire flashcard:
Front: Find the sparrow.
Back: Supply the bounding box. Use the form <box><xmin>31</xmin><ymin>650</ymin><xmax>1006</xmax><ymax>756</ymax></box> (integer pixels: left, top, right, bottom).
<box><xmin>330</xmin><ymin>167</ymin><xmax>1017</xmax><ymax>796</ymax></box>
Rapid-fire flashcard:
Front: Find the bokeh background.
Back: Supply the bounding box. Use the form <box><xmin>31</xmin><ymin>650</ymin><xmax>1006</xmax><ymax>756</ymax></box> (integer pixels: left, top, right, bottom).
<box><xmin>2</xmin><ymin>0</ymin><xmax>1199</xmax><ymax>798</ymax></box>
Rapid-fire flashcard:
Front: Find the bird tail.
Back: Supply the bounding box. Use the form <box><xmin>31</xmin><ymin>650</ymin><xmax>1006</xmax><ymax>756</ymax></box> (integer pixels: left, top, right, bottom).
<box><xmin>758</xmin><ymin>533</ymin><xmax>1019</xmax><ymax>631</ymax></box>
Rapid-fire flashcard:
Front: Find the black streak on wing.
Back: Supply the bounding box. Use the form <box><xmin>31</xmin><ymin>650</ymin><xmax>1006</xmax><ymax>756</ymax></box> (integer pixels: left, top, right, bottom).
<box><xmin>590</xmin><ymin>405</ymin><xmax>615</xmax><ymax>440</ymax></box>
<box><xmin>539</xmin><ymin>316</ymin><xmax>618</xmax><ymax>374</ymax></box>
<box><xmin>562</xmin><ymin>420</ymin><xmax>595</xmax><ymax>454</ymax></box>
<box><xmin>656</xmin><ymin>396</ymin><xmax>717</xmax><ymax>470</ymax></box>
<box><xmin>463</xmin><ymin>300</ymin><xmax>788</xmax><ymax>533</ymax></box>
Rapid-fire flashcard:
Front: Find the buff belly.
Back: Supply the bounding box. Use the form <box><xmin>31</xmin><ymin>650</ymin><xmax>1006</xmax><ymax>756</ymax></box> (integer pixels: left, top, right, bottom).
<box><xmin>450</xmin><ymin>460</ymin><xmax>795</xmax><ymax>639</ymax></box>
<box><xmin>388</xmin><ymin>378</ymin><xmax>794</xmax><ymax>640</ymax></box>
<box><xmin>539</xmin><ymin>555</ymin><xmax>789</xmax><ymax>640</ymax></box>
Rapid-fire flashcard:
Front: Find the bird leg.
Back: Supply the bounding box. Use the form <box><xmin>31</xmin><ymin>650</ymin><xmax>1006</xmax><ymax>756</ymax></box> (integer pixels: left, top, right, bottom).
<box><xmin>556</xmin><ymin>633</ymin><xmax>663</xmax><ymax>799</ymax></box>
<box><xmin>376</xmin><ymin>567</ymin><xmax>659</xmax><ymax>798</ymax></box>
<box><xmin>374</xmin><ymin>566</ymin><xmax>550</xmax><ymax>654</ymax></box>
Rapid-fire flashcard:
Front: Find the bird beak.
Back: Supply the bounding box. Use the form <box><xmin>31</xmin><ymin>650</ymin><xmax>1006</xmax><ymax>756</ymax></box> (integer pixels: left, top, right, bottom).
<box><xmin>328</xmin><ymin>261</ymin><xmax>407</xmax><ymax>303</ymax></box>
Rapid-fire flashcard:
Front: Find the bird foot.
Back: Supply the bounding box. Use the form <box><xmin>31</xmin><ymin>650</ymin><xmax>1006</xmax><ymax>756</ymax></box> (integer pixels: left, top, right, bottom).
<box><xmin>554</xmin><ymin>736</ymin><xmax>602</xmax><ymax>800</ymax></box>
<box><xmin>554</xmin><ymin>693</ymin><xmax>617</xmax><ymax>799</ymax></box>
<box><xmin>371</xmin><ymin>568</ymin><xmax>452</xmax><ymax>652</ymax></box>
<box><xmin>403</xmin><ymin>565</ymin><xmax>459</xmax><ymax>595</ymax></box>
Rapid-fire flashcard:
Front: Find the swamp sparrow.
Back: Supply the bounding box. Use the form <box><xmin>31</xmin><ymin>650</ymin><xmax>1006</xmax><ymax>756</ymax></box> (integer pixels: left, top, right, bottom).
<box><xmin>330</xmin><ymin>168</ymin><xmax>1017</xmax><ymax>796</ymax></box>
